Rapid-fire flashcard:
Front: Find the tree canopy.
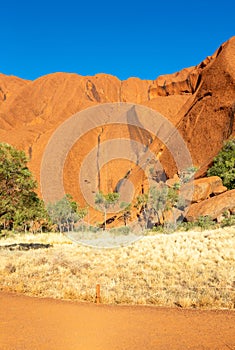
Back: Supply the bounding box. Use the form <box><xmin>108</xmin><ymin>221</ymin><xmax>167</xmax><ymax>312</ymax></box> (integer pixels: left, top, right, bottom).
<box><xmin>0</xmin><ymin>143</ymin><xmax>47</xmax><ymax>232</ymax></box>
<box><xmin>95</xmin><ymin>191</ymin><xmax>120</xmax><ymax>230</ymax></box>
<box><xmin>47</xmin><ymin>194</ymin><xmax>87</xmax><ymax>232</ymax></box>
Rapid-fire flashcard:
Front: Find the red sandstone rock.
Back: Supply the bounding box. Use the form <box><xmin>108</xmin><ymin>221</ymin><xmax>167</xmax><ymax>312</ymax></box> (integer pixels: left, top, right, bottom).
<box><xmin>186</xmin><ymin>189</ymin><xmax>235</xmax><ymax>222</ymax></box>
<box><xmin>181</xmin><ymin>176</ymin><xmax>227</xmax><ymax>203</ymax></box>
<box><xmin>159</xmin><ymin>36</ymin><xmax>235</xmax><ymax>178</ymax></box>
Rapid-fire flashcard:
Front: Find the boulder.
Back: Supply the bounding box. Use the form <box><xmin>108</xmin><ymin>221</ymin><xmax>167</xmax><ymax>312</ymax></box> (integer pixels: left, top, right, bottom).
<box><xmin>185</xmin><ymin>189</ymin><xmax>235</xmax><ymax>222</ymax></box>
<box><xmin>181</xmin><ymin>176</ymin><xmax>227</xmax><ymax>203</ymax></box>
<box><xmin>213</xmin><ymin>185</ymin><xmax>228</xmax><ymax>195</ymax></box>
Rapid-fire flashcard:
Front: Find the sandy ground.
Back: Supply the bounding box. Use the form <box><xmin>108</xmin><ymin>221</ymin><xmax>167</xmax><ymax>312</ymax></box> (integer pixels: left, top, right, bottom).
<box><xmin>0</xmin><ymin>292</ymin><xmax>234</xmax><ymax>350</ymax></box>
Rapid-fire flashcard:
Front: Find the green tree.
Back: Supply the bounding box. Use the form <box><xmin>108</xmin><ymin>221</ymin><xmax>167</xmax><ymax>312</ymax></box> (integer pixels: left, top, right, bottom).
<box><xmin>207</xmin><ymin>139</ymin><xmax>235</xmax><ymax>190</ymax></box>
<box><xmin>0</xmin><ymin>143</ymin><xmax>47</xmax><ymax>232</ymax></box>
<box><xmin>134</xmin><ymin>185</ymin><xmax>183</xmax><ymax>229</ymax></box>
<box><xmin>135</xmin><ymin>186</ymin><xmax>168</xmax><ymax>228</ymax></box>
<box><xmin>13</xmin><ymin>192</ymin><xmax>48</xmax><ymax>233</ymax></box>
<box><xmin>95</xmin><ymin>191</ymin><xmax>120</xmax><ymax>230</ymax></box>
<box><xmin>120</xmin><ymin>202</ymin><xmax>131</xmax><ymax>226</ymax></box>
<box><xmin>47</xmin><ymin>194</ymin><xmax>87</xmax><ymax>233</ymax></box>
<box><xmin>134</xmin><ymin>192</ymin><xmax>149</xmax><ymax>229</ymax></box>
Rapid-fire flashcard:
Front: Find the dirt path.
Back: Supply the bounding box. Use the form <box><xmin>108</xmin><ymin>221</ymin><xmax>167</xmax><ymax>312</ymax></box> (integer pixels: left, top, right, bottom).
<box><xmin>0</xmin><ymin>292</ymin><xmax>234</xmax><ymax>350</ymax></box>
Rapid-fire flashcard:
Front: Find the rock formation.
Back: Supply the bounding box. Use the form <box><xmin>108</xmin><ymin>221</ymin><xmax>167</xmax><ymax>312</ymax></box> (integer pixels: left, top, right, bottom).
<box><xmin>159</xmin><ymin>37</ymin><xmax>235</xmax><ymax>178</ymax></box>
<box><xmin>0</xmin><ymin>37</ymin><xmax>235</xmax><ymax>226</ymax></box>
<box><xmin>186</xmin><ymin>189</ymin><xmax>235</xmax><ymax>222</ymax></box>
<box><xmin>181</xmin><ymin>176</ymin><xmax>227</xmax><ymax>203</ymax></box>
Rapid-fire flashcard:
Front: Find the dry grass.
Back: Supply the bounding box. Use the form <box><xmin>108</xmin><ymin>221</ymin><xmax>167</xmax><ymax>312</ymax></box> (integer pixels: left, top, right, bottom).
<box><xmin>0</xmin><ymin>227</ymin><xmax>234</xmax><ymax>309</ymax></box>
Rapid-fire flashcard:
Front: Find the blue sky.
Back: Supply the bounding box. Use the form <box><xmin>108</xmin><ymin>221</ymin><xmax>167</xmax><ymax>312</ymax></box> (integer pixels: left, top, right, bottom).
<box><xmin>0</xmin><ymin>0</ymin><xmax>234</xmax><ymax>81</ymax></box>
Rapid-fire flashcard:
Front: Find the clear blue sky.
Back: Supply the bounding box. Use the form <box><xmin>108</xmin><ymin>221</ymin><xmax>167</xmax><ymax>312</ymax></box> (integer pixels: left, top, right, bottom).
<box><xmin>0</xmin><ymin>0</ymin><xmax>234</xmax><ymax>81</ymax></box>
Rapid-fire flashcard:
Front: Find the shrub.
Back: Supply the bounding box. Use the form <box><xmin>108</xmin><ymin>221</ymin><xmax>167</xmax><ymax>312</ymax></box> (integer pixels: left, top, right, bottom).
<box><xmin>207</xmin><ymin>139</ymin><xmax>235</xmax><ymax>190</ymax></box>
<box><xmin>109</xmin><ymin>226</ymin><xmax>130</xmax><ymax>235</ymax></box>
<box><xmin>220</xmin><ymin>215</ymin><xmax>235</xmax><ymax>228</ymax></box>
<box><xmin>196</xmin><ymin>216</ymin><xmax>215</xmax><ymax>230</ymax></box>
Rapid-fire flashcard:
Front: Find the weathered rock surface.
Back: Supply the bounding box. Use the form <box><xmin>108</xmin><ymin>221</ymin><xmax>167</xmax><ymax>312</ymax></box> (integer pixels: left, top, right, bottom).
<box><xmin>186</xmin><ymin>189</ymin><xmax>235</xmax><ymax>222</ymax></box>
<box><xmin>181</xmin><ymin>176</ymin><xmax>227</xmax><ymax>203</ymax></box>
<box><xmin>149</xmin><ymin>67</ymin><xmax>199</xmax><ymax>98</ymax></box>
<box><xmin>159</xmin><ymin>37</ymin><xmax>235</xmax><ymax>178</ymax></box>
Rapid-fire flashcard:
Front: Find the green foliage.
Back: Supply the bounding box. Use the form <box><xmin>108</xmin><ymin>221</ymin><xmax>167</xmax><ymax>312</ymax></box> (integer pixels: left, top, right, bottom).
<box><xmin>166</xmin><ymin>187</ymin><xmax>179</xmax><ymax>208</ymax></box>
<box><xmin>180</xmin><ymin>166</ymin><xmax>198</xmax><ymax>184</ymax></box>
<box><xmin>109</xmin><ymin>225</ymin><xmax>130</xmax><ymax>235</ymax></box>
<box><xmin>134</xmin><ymin>185</ymin><xmax>182</xmax><ymax>229</ymax></box>
<box><xmin>207</xmin><ymin>139</ymin><xmax>235</xmax><ymax>189</ymax></box>
<box><xmin>13</xmin><ymin>192</ymin><xmax>49</xmax><ymax>232</ymax></box>
<box><xmin>178</xmin><ymin>217</ymin><xmax>216</xmax><ymax>232</ymax></box>
<box><xmin>150</xmin><ymin>225</ymin><xmax>165</xmax><ymax>233</ymax></box>
<box><xmin>134</xmin><ymin>192</ymin><xmax>152</xmax><ymax>229</ymax></box>
<box><xmin>149</xmin><ymin>186</ymin><xmax>168</xmax><ymax>213</ymax></box>
<box><xmin>220</xmin><ymin>214</ymin><xmax>235</xmax><ymax>228</ymax></box>
<box><xmin>47</xmin><ymin>194</ymin><xmax>87</xmax><ymax>232</ymax></box>
<box><xmin>177</xmin><ymin>221</ymin><xmax>196</xmax><ymax>232</ymax></box>
<box><xmin>178</xmin><ymin>212</ymin><xmax>235</xmax><ymax>231</ymax></box>
<box><xmin>95</xmin><ymin>191</ymin><xmax>120</xmax><ymax>230</ymax></box>
<box><xmin>195</xmin><ymin>216</ymin><xmax>216</xmax><ymax>230</ymax></box>
<box><xmin>172</xmin><ymin>182</ymin><xmax>181</xmax><ymax>190</ymax></box>
<box><xmin>95</xmin><ymin>192</ymin><xmax>120</xmax><ymax>209</ymax></box>
<box><xmin>0</xmin><ymin>143</ymin><xmax>47</xmax><ymax>232</ymax></box>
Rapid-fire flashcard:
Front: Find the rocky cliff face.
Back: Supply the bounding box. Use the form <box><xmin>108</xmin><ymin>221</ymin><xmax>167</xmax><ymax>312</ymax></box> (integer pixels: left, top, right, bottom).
<box><xmin>0</xmin><ymin>37</ymin><xmax>234</xmax><ymax>225</ymax></box>
<box><xmin>159</xmin><ymin>37</ymin><xmax>235</xmax><ymax>177</ymax></box>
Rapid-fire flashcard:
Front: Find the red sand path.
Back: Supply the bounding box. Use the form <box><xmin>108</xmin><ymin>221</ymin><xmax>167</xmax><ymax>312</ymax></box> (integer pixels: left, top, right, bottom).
<box><xmin>0</xmin><ymin>292</ymin><xmax>234</xmax><ymax>350</ymax></box>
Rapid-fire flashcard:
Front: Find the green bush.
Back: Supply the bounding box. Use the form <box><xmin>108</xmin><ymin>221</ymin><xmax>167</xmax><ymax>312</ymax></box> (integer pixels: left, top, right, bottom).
<box><xmin>150</xmin><ymin>225</ymin><xmax>165</xmax><ymax>233</ymax></box>
<box><xmin>207</xmin><ymin>139</ymin><xmax>235</xmax><ymax>189</ymax></box>
<box><xmin>109</xmin><ymin>226</ymin><xmax>130</xmax><ymax>235</ymax></box>
<box><xmin>196</xmin><ymin>216</ymin><xmax>215</xmax><ymax>230</ymax></box>
<box><xmin>220</xmin><ymin>215</ymin><xmax>235</xmax><ymax>227</ymax></box>
<box><xmin>177</xmin><ymin>221</ymin><xmax>196</xmax><ymax>231</ymax></box>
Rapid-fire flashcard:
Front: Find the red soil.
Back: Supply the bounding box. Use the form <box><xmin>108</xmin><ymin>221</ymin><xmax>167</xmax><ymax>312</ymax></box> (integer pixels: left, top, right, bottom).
<box><xmin>0</xmin><ymin>292</ymin><xmax>234</xmax><ymax>350</ymax></box>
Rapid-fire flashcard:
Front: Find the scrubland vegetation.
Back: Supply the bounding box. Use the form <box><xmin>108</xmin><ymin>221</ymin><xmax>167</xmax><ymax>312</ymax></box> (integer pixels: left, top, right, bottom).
<box><xmin>0</xmin><ymin>226</ymin><xmax>234</xmax><ymax>309</ymax></box>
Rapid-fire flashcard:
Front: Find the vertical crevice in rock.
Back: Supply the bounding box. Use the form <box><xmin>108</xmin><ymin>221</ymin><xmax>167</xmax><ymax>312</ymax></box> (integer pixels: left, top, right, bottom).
<box><xmin>193</xmin><ymin>73</ymin><xmax>202</xmax><ymax>92</ymax></box>
<box><xmin>28</xmin><ymin>146</ymin><xmax>32</xmax><ymax>160</ymax></box>
<box><xmin>0</xmin><ymin>87</ymin><xmax>7</xmax><ymax>101</ymax></box>
<box><xmin>228</xmin><ymin>102</ymin><xmax>235</xmax><ymax>137</ymax></box>
<box><xmin>97</xmin><ymin>127</ymin><xmax>104</xmax><ymax>191</ymax></box>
